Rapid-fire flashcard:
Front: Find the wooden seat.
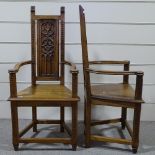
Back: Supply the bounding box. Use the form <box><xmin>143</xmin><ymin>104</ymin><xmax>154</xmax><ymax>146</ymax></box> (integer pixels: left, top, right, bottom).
<box><xmin>79</xmin><ymin>5</ymin><xmax>144</xmax><ymax>153</ymax></box>
<box><xmin>8</xmin><ymin>6</ymin><xmax>79</xmax><ymax>151</ymax></box>
<box><xmin>16</xmin><ymin>84</ymin><xmax>79</xmax><ymax>101</ymax></box>
<box><xmin>91</xmin><ymin>84</ymin><xmax>135</xmax><ymax>100</ymax></box>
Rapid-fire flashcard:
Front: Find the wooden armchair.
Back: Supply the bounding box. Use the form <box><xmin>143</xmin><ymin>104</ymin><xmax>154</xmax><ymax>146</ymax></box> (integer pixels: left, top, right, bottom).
<box><xmin>8</xmin><ymin>6</ymin><xmax>79</xmax><ymax>151</ymax></box>
<box><xmin>79</xmin><ymin>5</ymin><xmax>144</xmax><ymax>153</ymax></box>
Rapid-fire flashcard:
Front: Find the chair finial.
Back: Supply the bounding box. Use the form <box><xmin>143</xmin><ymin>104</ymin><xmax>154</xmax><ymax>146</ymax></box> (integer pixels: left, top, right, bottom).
<box><xmin>61</xmin><ymin>6</ymin><xmax>65</xmax><ymax>14</ymax></box>
<box><xmin>31</xmin><ymin>6</ymin><xmax>35</xmax><ymax>12</ymax></box>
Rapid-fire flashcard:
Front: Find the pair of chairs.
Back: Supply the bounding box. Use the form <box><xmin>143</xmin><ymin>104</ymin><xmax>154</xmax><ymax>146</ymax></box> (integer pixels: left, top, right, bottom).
<box><xmin>8</xmin><ymin>5</ymin><xmax>144</xmax><ymax>153</ymax></box>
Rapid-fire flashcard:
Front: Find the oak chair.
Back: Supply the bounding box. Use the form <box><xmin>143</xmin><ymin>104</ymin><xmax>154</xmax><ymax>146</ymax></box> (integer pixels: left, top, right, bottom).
<box><xmin>8</xmin><ymin>6</ymin><xmax>79</xmax><ymax>151</ymax></box>
<box><xmin>79</xmin><ymin>5</ymin><xmax>144</xmax><ymax>153</ymax></box>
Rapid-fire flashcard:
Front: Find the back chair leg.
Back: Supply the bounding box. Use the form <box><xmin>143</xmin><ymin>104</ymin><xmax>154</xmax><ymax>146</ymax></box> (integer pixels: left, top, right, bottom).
<box><xmin>132</xmin><ymin>104</ymin><xmax>141</xmax><ymax>154</ymax></box>
<box><xmin>60</xmin><ymin>106</ymin><xmax>65</xmax><ymax>132</ymax></box>
<box><xmin>121</xmin><ymin>107</ymin><xmax>127</xmax><ymax>129</ymax></box>
<box><xmin>72</xmin><ymin>103</ymin><xmax>77</xmax><ymax>150</ymax></box>
<box><xmin>85</xmin><ymin>103</ymin><xmax>91</xmax><ymax>148</ymax></box>
<box><xmin>84</xmin><ymin>98</ymin><xmax>86</xmax><ymax>135</ymax></box>
<box><xmin>32</xmin><ymin>106</ymin><xmax>37</xmax><ymax>132</ymax></box>
<box><xmin>11</xmin><ymin>102</ymin><xmax>19</xmax><ymax>151</ymax></box>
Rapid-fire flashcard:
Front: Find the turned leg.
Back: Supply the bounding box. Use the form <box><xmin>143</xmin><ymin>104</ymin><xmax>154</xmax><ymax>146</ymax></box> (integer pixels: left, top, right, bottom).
<box><xmin>60</xmin><ymin>106</ymin><xmax>65</xmax><ymax>132</ymax></box>
<box><xmin>85</xmin><ymin>103</ymin><xmax>91</xmax><ymax>148</ymax></box>
<box><xmin>132</xmin><ymin>104</ymin><xmax>141</xmax><ymax>154</ymax></box>
<box><xmin>121</xmin><ymin>107</ymin><xmax>127</xmax><ymax>129</ymax></box>
<box><xmin>32</xmin><ymin>106</ymin><xmax>37</xmax><ymax>132</ymax></box>
<box><xmin>11</xmin><ymin>102</ymin><xmax>19</xmax><ymax>151</ymax></box>
<box><xmin>72</xmin><ymin>103</ymin><xmax>77</xmax><ymax>151</ymax></box>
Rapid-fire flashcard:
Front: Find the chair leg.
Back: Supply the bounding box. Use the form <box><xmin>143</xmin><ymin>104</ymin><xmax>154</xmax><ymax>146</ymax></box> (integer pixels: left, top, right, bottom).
<box><xmin>32</xmin><ymin>106</ymin><xmax>37</xmax><ymax>132</ymax></box>
<box><xmin>132</xmin><ymin>104</ymin><xmax>141</xmax><ymax>154</ymax></box>
<box><xmin>60</xmin><ymin>106</ymin><xmax>65</xmax><ymax>132</ymax></box>
<box><xmin>11</xmin><ymin>102</ymin><xmax>19</xmax><ymax>151</ymax></box>
<box><xmin>121</xmin><ymin>107</ymin><xmax>127</xmax><ymax>129</ymax></box>
<box><xmin>84</xmin><ymin>98</ymin><xmax>86</xmax><ymax>135</ymax></box>
<box><xmin>85</xmin><ymin>103</ymin><xmax>91</xmax><ymax>148</ymax></box>
<box><xmin>72</xmin><ymin>103</ymin><xmax>77</xmax><ymax>151</ymax></box>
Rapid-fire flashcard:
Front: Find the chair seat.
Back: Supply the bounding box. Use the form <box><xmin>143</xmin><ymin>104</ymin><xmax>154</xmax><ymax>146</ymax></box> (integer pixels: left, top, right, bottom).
<box><xmin>9</xmin><ymin>84</ymin><xmax>79</xmax><ymax>101</ymax></box>
<box><xmin>91</xmin><ymin>83</ymin><xmax>135</xmax><ymax>100</ymax></box>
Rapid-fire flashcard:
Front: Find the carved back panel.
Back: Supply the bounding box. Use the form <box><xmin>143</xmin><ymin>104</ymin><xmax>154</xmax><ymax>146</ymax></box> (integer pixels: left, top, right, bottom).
<box><xmin>37</xmin><ymin>19</ymin><xmax>59</xmax><ymax>80</ymax></box>
<box><xmin>31</xmin><ymin>6</ymin><xmax>65</xmax><ymax>83</ymax></box>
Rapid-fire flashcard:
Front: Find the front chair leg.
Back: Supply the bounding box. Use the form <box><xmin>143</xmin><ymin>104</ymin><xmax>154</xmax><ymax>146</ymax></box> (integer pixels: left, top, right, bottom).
<box><xmin>132</xmin><ymin>104</ymin><xmax>141</xmax><ymax>154</ymax></box>
<box><xmin>85</xmin><ymin>103</ymin><xmax>91</xmax><ymax>148</ymax></box>
<box><xmin>60</xmin><ymin>106</ymin><xmax>65</xmax><ymax>132</ymax></box>
<box><xmin>13</xmin><ymin>144</ymin><xmax>19</xmax><ymax>151</ymax></box>
<box><xmin>11</xmin><ymin>102</ymin><xmax>19</xmax><ymax>151</ymax></box>
<box><xmin>32</xmin><ymin>106</ymin><xmax>37</xmax><ymax>132</ymax></box>
<box><xmin>72</xmin><ymin>103</ymin><xmax>77</xmax><ymax>150</ymax></box>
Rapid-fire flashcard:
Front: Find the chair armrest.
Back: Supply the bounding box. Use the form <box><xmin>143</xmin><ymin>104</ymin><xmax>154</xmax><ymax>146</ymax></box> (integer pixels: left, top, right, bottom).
<box><xmin>63</xmin><ymin>60</ymin><xmax>79</xmax><ymax>73</ymax></box>
<box><xmin>63</xmin><ymin>60</ymin><xmax>79</xmax><ymax>98</ymax></box>
<box><xmin>8</xmin><ymin>60</ymin><xmax>32</xmax><ymax>98</ymax></box>
<box><xmin>8</xmin><ymin>60</ymin><xmax>32</xmax><ymax>73</ymax></box>
<box><xmin>86</xmin><ymin>68</ymin><xmax>144</xmax><ymax>101</ymax></box>
<box><xmin>89</xmin><ymin>60</ymin><xmax>130</xmax><ymax>65</ymax></box>
<box><xmin>89</xmin><ymin>60</ymin><xmax>130</xmax><ymax>84</ymax></box>
<box><xmin>86</xmin><ymin>68</ymin><xmax>143</xmax><ymax>76</ymax></box>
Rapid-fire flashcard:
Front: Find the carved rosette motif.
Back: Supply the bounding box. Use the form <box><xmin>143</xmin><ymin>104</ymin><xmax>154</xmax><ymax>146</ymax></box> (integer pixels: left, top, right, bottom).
<box><xmin>41</xmin><ymin>20</ymin><xmax>55</xmax><ymax>60</ymax></box>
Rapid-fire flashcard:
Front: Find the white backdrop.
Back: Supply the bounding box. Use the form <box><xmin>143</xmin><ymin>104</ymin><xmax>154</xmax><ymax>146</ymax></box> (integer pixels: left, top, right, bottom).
<box><xmin>0</xmin><ymin>0</ymin><xmax>155</xmax><ymax>121</ymax></box>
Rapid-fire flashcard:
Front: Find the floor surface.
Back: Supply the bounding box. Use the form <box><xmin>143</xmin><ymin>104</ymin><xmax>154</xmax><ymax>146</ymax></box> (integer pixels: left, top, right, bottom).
<box><xmin>0</xmin><ymin>119</ymin><xmax>155</xmax><ymax>155</ymax></box>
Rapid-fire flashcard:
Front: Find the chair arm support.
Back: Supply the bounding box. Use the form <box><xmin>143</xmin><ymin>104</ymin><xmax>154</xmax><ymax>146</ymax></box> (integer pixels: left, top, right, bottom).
<box><xmin>9</xmin><ymin>71</ymin><xmax>17</xmax><ymax>98</ymax></box>
<box><xmin>86</xmin><ymin>68</ymin><xmax>144</xmax><ymax>101</ymax></box>
<box><xmin>89</xmin><ymin>60</ymin><xmax>130</xmax><ymax>65</ymax></box>
<box><xmin>8</xmin><ymin>60</ymin><xmax>32</xmax><ymax>73</ymax></box>
<box><xmin>86</xmin><ymin>68</ymin><xmax>143</xmax><ymax>76</ymax></box>
<box><xmin>8</xmin><ymin>60</ymin><xmax>32</xmax><ymax>98</ymax></box>
<box><xmin>89</xmin><ymin>60</ymin><xmax>130</xmax><ymax>83</ymax></box>
<box><xmin>135</xmin><ymin>73</ymin><xmax>144</xmax><ymax>100</ymax></box>
<box><xmin>63</xmin><ymin>60</ymin><xmax>79</xmax><ymax>98</ymax></box>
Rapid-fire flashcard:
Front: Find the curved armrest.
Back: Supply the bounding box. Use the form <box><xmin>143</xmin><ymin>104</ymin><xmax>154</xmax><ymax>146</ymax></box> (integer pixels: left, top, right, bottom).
<box><xmin>63</xmin><ymin>60</ymin><xmax>79</xmax><ymax>73</ymax></box>
<box><xmin>9</xmin><ymin>60</ymin><xmax>32</xmax><ymax>73</ymax></box>
<box><xmin>89</xmin><ymin>60</ymin><xmax>130</xmax><ymax>65</ymax></box>
<box><xmin>86</xmin><ymin>68</ymin><xmax>143</xmax><ymax>76</ymax></box>
<box><xmin>8</xmin><ymin>60</ymin><xmax>32</xmax><ymax>98</ymax></box>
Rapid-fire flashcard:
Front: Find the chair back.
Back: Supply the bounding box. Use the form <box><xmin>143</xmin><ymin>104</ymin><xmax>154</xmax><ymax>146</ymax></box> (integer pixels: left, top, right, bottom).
<box><xmin>31</xmin><ymin>6</ymin><xmax>65</xmax><ymax>84</ymax></box>
<box><xmin>79</xmin><ymin>5</ymin><xmax>91</xmax><ymax>98</ymax></box>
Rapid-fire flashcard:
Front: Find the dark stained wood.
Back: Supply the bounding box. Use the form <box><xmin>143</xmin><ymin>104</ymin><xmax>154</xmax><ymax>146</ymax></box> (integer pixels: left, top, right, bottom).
<box><xmin>8</xmin><ymin>6</ymin><xmax>79</xmax><ymax>151</ymax></box>
<box><xmin>91</xmin><ymin>118</ymin><xmax>121</xmax><ymax>126</ymax></box>
<box><xmin>89</xmin><ymin>60</ymin><xmax>130</xmax><ymax>65</ymax></box>
<box><xmin>79</xmin><ymin>5</ymin><xmax>144</xmax><ymax>153</ymax></box>
<box><xmin>37</xmin><ymin>120</ymin><xmax>61</xmax><ymax>124</ymax></box>
<box><xmin>37</xmin><ymin>19</ymin><xmax>59</xmax><ymax>80</ymax></box>
<box><xmin>32</xmin><ymin>106</ymin><xmax>37</xmax><ymax>132</ymax></box>
<box><xmin>87</xmin><ymin>68</ymin><xmax>144</xmax><ymax>75</ymax></box>
<box><xmin>60</xmin><ymin>7</ymin><xmax>65</xmax><ymax>85</ymax></box>
<box><xmin>60</xmin><ymin>107</ymin><xmax>65</xmax><ymax>132</ymax></box>
<box><xmin>121</xmin><ymin>107</ymin><xmax>127</xmax><ymax>129</ymax></box>
<box><xmin>31</xmin><ymin>6</ymin><xmax>36</xmax><ymax>86</ymax></box>
<box><xmin>11</xmin><ymin>103</ymin><xmax>19</xmax><ymax>151</ymax></box>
